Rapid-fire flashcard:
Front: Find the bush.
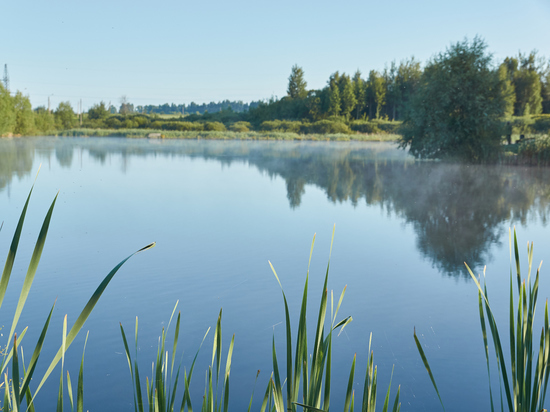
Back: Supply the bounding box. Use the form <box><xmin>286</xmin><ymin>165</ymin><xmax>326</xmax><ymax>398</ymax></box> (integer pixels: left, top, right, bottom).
<box><xmin>229</xmin><ymin>121</ymin><xmax>252</xmax><ymax>132</ymax></box>
<box><xmin>203</xmin><ymin>121</ymin><xmax>226</xmax><ymax>131</ymax></box>
<box><xmin>302</xmin><ymin>119</ymin><xmax>352</xmax><ymax>134</ymax></box>
<box><xmin>349</xmin><ymin>120</ymin><xmax>382</xmax><ymax>134</ymax></box>
<box><xmin>105</xmin><ymin>118</ymin><xmax>122</xmax><ymax>129</ymax></box>
<box><xmin>260</xmin><ymin>120</ymin><xmax>302</xmax><ymax>133</ymax></box>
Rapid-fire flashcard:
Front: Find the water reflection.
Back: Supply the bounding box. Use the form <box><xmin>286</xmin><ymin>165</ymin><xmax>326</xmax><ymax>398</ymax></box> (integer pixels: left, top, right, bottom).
<box><xmin>1</xmin><ymin>137</ymin><xmax>550</xmax><ymax>276</ymax></box>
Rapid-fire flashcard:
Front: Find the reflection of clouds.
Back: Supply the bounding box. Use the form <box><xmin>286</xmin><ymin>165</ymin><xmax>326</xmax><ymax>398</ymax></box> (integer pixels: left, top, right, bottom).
<box><xmin>2</xmin><ymin>137</ymin><xmax>550</xmax><ymax>277</ymax></box>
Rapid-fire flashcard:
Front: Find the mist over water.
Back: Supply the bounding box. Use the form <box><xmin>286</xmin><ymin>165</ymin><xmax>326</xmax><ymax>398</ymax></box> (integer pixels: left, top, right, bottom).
<box><xmin>1</xmin><ymin>137</ymin><xmax>550</xmax><ymax>411</ymax></box>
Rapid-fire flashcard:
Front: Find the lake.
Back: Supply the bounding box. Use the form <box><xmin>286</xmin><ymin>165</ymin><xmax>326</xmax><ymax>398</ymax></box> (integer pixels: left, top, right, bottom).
<box><xmin>1</xmin><ymin>136</ymin><xmax>549</xmax><ymax>411</ymax></box>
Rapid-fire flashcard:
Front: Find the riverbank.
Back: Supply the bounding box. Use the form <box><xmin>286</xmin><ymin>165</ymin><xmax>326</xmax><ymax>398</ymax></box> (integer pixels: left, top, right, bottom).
<box><xmin>56</xmin><ymin>128</ymin><xmax>400</xmax><ymax>141</ymax></box>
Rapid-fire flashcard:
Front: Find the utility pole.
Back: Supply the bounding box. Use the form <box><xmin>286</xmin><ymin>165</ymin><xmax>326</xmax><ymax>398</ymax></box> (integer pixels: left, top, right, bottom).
<box><xmin>2</xmin><ymin>64</ymin><xmax>9</xmax><ymax>92</ymax></box>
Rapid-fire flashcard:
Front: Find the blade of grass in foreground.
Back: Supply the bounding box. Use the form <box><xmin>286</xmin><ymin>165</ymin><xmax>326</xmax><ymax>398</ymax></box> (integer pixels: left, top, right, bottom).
<box><xmin>413</xmin><ymin>328</ymin><xmax>445</xmax><ymax>411</ymax></box>
<box><xmin>32</xmin><ymin>242</ymin><xmax>156</xmax><ymax>403</ymax></box>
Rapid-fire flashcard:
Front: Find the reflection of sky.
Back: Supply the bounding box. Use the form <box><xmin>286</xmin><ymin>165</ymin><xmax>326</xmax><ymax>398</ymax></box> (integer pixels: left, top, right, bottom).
<box><xmin>0</xmin><ymin>137</ymin><xmax>550</xmax><ymax>412</ymax></box>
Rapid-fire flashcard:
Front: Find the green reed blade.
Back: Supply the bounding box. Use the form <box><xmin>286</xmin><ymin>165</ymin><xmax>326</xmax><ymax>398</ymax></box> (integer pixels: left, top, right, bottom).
<box><xmin>4</xmin><ymin>373</ymin><xmax>11</xmax><ymax>412</ymax></box>
<box><xmin>212</xmin><ymin>309</ymin><xmax>222</xmax><ymax>388</ymax></box>
<box><xmin>514</xmin><ymin>229</ymin><xmax>521</xmax><ymax>290</ymax></box>
<box><xmin>67</xmin><ymin>371</ymin><xmax>74</xmax><ymax>412</ymax></box>
<box><xmin>11</xmin><ymin>378</ymin><xmax>19</xmax><ymax>412</ymax></box>
<box><xmin>21</xmin><ymin>349</ymin><xmax>35</xmax><ymax>412</ymax></box>
<box><xmin>76</xmin><ymin>332</ymin><xmax>88</xmax><ymax>412</ymax></box>
<box><xmin>19</xmin><ymin>302</ymin><xmax>55</xmax><ymax>401</ymax></box>
<box><xmin>391</xmin><ymin>385</ymin><xmax>400</xmax><ymax>412</ymax></box>
<box><xmin>34</xmin><ymin>242</ymin><xmax>155</xmax><ymax>401</ymax></box>
<box><xmin>323</xmin><ymin>332</ymin><xmax>332</xmax><ymax>411</ymax></box>
<box><xmin>271</xmin><ymin>336</ymin><xmax>285</xmax><ymax>412</ymax></box>
<box><xmin>413</xmin><ymin>327</ymin><xmax>445</xmax><ymax>411</ymax></box>
<box><xmin>343</xmin><ymin>354</ymin><xmax>356</xmax><ymax>412</ymax></box>
<box><xmin>259</xmin><ymin>377</ymin><xmax>273</xmax><ymax>412</ymax></box>
<box><xmin>350</xmin><ymin>390</ymin><xmax>354</xmax><ymax>412</ymax></box>
<box><xmin>268</xmin><ymin>260</ymin><xmax>294</xmax><ymax>412</ymax></box>
<box><xmin>172</xmin><ymin>312</ymin><xmax>181</xmax><ymax>379</ymax></box>
<box><xmin>466</xmin><ymin>262</ymin><xmax>513</xmax><ymax>411</ymax></box>
<box><xmin>381</xmin><ymin>365</ymin><xmax>394</xmax><ymax>412</ymax></box>
<box><xmin>57</xmin><ymin>315</ymin><xmax>67</xmax><ymax>412</ymax></box>
<box><xmin>293</xmin><ymin>401</ymin><xmax>325</xmax><ymax>412</ymax></box>
<box><xmin>7</xmin><ymin>194</ymin><xmax>58</xmax><ymax>366</ymax></box>
<box><xmin>13</xmin><ymin>335</ymin><xmax>20</xmax><ymax>409</ymax></box>
<box><xmin>479</xmin><ymin>287</ymin><xmax>495</xmax><ymax>412</ymax></box>
<box><xmin>246</xmin><ymin>370</ymin><xmax>260</xmax><ymax>412</ymax></box>
<box><xmin>0</xmin><ymin>184</ymin><xmax>34</xmax><ymax>312</ymax></box>
<box><xmin>333</xmin><ymin>286</ymin><xmax>347</xmax><ymax>327</ymax></box>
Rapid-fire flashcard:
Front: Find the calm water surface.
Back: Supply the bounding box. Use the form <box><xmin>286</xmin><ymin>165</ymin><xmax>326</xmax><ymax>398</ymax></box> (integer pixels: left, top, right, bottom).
<box><xmin>1</xmin><ymin>137</ymin><xmax>549</xmax><ymax>411</ymax></box>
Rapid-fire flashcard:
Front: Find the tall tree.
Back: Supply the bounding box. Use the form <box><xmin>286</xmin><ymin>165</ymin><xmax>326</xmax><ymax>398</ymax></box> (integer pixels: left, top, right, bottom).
<box><xmin>541</xmin><ymin>62</ymin><xmax>550</xmax><ymax>114</ymax></box>
<box><xmin>401</xmin><ymin>37</ymin><xmax>508</xmax><ymax>162</ymax></box>
<box><xmin>395</xmin><ymin>57</ymin><xmax>422</xmax><ymax>120</ymax></box>
<box><xmin>339</xmin><ymin>74</ymin><xmax>357</xmax><ymax>119</ymax></box>
<box><xmin>55</xmin><ymin>101</ymin><xmax>76</xmax><ymax>129</ymax></box>
<box><xmin>13</xmin><ymin>92</ymin><xmax>35</xmax><ymax>135</ymax></box>
<box><xmin>0</xmin><ymin>84</ymin><xmax>15</xmax><ymax>135</ymax></box>
<box><xmin>366</xmin><ymin>71</ymin><xmax>386</xmax><ymax>119</ymax></box>
<box><xmin>287</xmin><ymin>65</ymin><xmax>308</xmax><ymax>99</ymax></box>
<box><xmin>497</xmin><ymin>64</ymin><xmax>516</xmax><ymax>116</ymax></box>
<box><xmin>352</xmin><ymin>70</ymin><xmax>366</xmax><ymax>119</ymax></box>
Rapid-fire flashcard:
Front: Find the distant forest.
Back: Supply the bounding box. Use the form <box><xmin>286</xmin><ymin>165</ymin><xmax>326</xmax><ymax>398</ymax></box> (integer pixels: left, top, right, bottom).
<box><xmin>0</xmin><ymin>41</ymin><xmax>549</xmax><ymax>141</ymax></box>
<box><xmin>136</xmin><ymin>100</ymin><xmax>262</xmax><ymax>115</ymax></box>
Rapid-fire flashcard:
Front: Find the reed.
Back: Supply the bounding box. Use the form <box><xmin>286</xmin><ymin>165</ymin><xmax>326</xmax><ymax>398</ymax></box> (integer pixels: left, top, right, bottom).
<box><xmin>267</xmin><ymin>226</ymin><xmax>400</xmax><ymax>412</ymax></box>
<box><xmin>415</xmin><ymin>228</ymin><xmax>550</xmax><ymax>412</ymax></box>
<box><xmin>120</xmin><ymin>302</ymin><xmax>233</xmax><ymax>412</ymax></box>
<box><xmin>0</xmin><ymin>175</ymin><xmax>154</xmax><ymax>411</ymax></box>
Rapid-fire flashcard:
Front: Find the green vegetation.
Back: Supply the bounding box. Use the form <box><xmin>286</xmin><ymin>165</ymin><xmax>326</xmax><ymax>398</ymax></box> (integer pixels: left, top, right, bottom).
<box><xmin>0</xmin><ymin>180</ymin><xmax>154</xmax><ymax>411</ymax></box>
<box><xmin>59</xmin><ymin>128</ymin><xmax>399</xmax><ymax>141</ymax></box>
<box><xmin>400</xmin><ymin>37</ymin><xmax>507</xmax><ymax>162</ymax></box>
<box><xmin>3</xmin><ymin>37</ymin><xmax>550</xmax><ymax>162</ymax></box>
<box><xmin>415</xmin><ymin>229</ymin><xmax>550</xmax><ymax>412</ymax></box>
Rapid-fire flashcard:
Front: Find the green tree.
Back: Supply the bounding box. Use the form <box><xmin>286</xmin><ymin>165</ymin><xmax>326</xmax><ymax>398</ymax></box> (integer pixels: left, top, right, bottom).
<box><xmin>542</xmin><ymin>62</ymin><xmax>550</xmax><ymax>114</ymax></box>
<box><xmin>88</xmin><ymin>101</ymin><xmax>109</xmax><ymax>119</ymax></box>
<box><xmin>34</xmin><ymin>107</ymin><xmax>56</xmax><ymax>133</ymax></box>
<box><xmin>13</xmin><ymin>92</ymin><xmax>35</xmax><ymax>135</ymax></box>
<box><xmin>401</xmin><ymin>37</ymin><xmax>507</xmax><ymax>162</ymax></box>
<box><xmin>352</xmin><ymin>70</ymin><xmax>366</xmax><ymax>119</ymax></box>
<box><xmin>339</xmin><ymin>74</ymin><xmax>357</xmax><ymax>118</ymax></box>
<box><xmin>395</xmin><ymin>57</ymin><xmax>422</xmax><ymax>120</ymax></box>
<box><xmin>55</xmin><ymin>101</ymin><xmax>76</xmax><ymax>129</ymax></box>
<box><xmin>366</xmin><ymin>70</ymin><xmax>386</xmax><ymax>119</ymax></box>
<box><xmin>327</xmin><ymin>85</ymin><xmax>341</xmax><ymax>117</ymax></box>
<box><xmin>0</xmin><ymin>84</ymin><xmax>15</xmax><ymax>135</ymax></box>
<box><xmin>497</xmin><ymin>64</ymin><xmax>516</xmax><ymax>116</ymax></box>
<box><xmin>287</xmin><ymin>65</ymin><xmax>308</xmax><ymax>99</ymax></box>
<box><xmin>514</xmin><ymin>52</ymin><xmax>543</xmax><ymax>116</ymax></box>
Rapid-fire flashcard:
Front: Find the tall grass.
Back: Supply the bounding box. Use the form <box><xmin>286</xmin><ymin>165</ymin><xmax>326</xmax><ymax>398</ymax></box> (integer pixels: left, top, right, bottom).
<box><xmin>0</xmin><ymin>175</ymin><xmax>154</xmax><ymax>411</ymax></box>
<box><xmin>268</xmin><ymin>227</ymin><xmax>400</xmax><ymax>412</ymax></box>
<box><xmin>415</xmin><ymin>228</ymin><xmax>550</xmax><ymax>412</ymax></box>
<box><xmin>120</xmin><ymin>302</ymin><xmax>233</xmax><ymax>412</ymax></box>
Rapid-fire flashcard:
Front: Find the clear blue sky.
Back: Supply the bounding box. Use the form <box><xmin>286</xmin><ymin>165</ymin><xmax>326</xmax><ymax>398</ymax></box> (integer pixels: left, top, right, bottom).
<box><xmin>3</xmin><ymin>0</ymin><xmax>549</xmax><ymax>111</ymax></box>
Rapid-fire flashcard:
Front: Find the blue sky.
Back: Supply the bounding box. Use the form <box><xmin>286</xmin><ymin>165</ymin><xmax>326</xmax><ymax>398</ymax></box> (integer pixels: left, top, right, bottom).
<box><xmin>2</xmin><ymin>0</ymin><xmax>550</xmax><ymax>110</ymax></box>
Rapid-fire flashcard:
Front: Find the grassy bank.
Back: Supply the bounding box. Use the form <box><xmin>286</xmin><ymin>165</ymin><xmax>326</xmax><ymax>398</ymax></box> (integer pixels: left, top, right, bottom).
<box><xmin>58</xmin><ymin>128</ymin><xmax>401</xmax><ymax>142</ymax></box>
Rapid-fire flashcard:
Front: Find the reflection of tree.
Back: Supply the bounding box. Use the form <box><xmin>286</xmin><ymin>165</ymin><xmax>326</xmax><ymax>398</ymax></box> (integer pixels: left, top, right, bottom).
<box><xmin>0</xmin><ymin>139</ymin><xmax>34</xmax><ymax>192</ymax></box>
<box><xmin>3</xmin><ymin>138</ymin><xmax>550</xmax><ymax>277</ymax></box>
<box><xmin>55</xmin><ymin>144</ymin><xmax>74</xmax><ymax>168</ymax></box>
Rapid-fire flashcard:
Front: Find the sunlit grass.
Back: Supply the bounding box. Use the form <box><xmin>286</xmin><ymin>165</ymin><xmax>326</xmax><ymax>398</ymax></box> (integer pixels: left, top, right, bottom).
<box><xmin>415</xmin><ymin>228</ymin><xmax>550</xmax><ymax>412</ymax></box>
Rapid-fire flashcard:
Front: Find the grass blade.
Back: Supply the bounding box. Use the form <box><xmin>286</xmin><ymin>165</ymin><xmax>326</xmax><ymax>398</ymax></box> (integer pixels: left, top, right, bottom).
<box><xmin>413</xmin><ymin>327</ymin><xmax>445</xmax><ymax>411</ymax></box>
<box><xmin>34</xmin><ymin>242</ymin><xmax>156</xmax><ymax>400</ymax></box>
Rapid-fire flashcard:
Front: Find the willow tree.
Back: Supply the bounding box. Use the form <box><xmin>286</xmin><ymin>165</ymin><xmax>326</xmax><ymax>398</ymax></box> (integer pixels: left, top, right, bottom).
<box><xmin>401</xmin><ymin>37</ymin><xmax>508</xmax><ymax>162</ymax></box>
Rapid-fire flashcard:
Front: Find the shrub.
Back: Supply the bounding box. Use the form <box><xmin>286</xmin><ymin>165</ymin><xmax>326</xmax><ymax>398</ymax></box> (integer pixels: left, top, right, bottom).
<box><xmin>203</xmin><ymin>121</ymin><xmax>226</xmax><ymax>131</ymax></box>
<box><xmin>229</xmin><ymin>121</ymin><xmax>252</xmax><ymax>132</ymax></box>
<box><xmin>303</xmin><ymin>119</ymin><xmax>352</xmax><ymax>134</ymax></box>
